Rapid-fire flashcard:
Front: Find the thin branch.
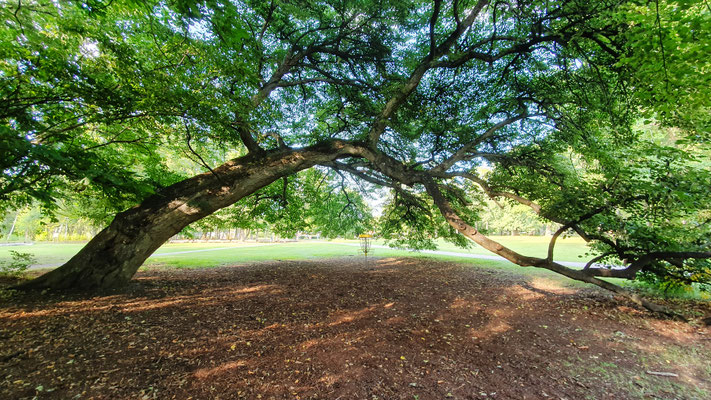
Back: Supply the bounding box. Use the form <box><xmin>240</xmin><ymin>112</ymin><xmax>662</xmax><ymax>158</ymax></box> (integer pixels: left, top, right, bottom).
<box><xmin>13</xmin><ymin>0</ymin><xmax>25</xmax><ymax>36</ymax></box>
<box><xmin>83</xmin><ymin>138</ymin><xmax>145</xmax><ymax>151</ymax></box>
<box><xmin>432</xmin><ymin>113</ymin><xmax>532</xmax><ymax>173</ymax></box>
<box><xmin>431</xmin><ymin>35</ymin><xmax>564</xmax><ymax>69</ymax></box>
<box><xmin>440</xmin><ymin>171</ymin><xmax>542</xmax><ymax>214</ymax></box>
<box><xmin>547</xmin><ymin>206</ymin><xmax>607</xmax><ymax>261</ymax></box>
<box><xmin>183</xmin><ymin>118</ymin><xmax>225</xmax><ymax>185</ymax></box>
<box><xmin>273</xmin><ymin>77</ymin><xmax>339</xmax><ymax>87</ymax></box>
<box><xmin>654</xmin><ymin>0</ymin><xmax>670</xmax><ymax>90</ymax></box>
<box><xmin>584</xmin><ymin>252</ymin><xmax>614</xmax><ymax>270</ymax></box>
<box><xmin>332</xmin><ymin>169</ymin><xmax>355</xmax><ymax>218</ymax></box>
<box><xmin>324</xmin><ymin>161</ymin><xmax>396</xmax><ymax>189</ymax></box>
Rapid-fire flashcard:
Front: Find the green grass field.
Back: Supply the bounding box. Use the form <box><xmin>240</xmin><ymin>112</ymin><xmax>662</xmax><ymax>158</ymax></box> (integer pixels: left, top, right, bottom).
<box><xmin>0</xmin><ymin>235</ymin><xmax>589</xmax><ymax>267</ymax></box>
<box><xmin>0</xmin><ymin>236</ymin><xmax>595</xmax><ymax>285</ymax></box>
<box><xmin>371</xmin><ymin>235</ymin><xmax>591</xmax><ymax>260</ymax></box>
<box><xmin>2</xmin><ymin>237</ymin><xmax>709</xmax><ymax>300</ymax></box>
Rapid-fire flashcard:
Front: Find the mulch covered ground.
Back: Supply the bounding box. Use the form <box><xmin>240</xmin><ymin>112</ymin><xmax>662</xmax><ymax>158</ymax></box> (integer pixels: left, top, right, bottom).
<box><xmin>1</xmin><ymin>257</ymin><xmax>710</xmax><ymax>400</ymax></box>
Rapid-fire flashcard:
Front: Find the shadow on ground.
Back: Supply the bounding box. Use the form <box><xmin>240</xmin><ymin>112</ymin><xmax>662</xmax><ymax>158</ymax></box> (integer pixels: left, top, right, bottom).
<box><xmin>1</xmin><ymin>258</ymin><xmax>709</xmax><ymax>399</ymax></box>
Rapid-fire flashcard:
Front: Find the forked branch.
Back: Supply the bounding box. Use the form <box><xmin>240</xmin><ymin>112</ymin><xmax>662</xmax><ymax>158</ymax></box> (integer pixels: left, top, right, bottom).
<box><xmin>367</xmin><ymin>0</ymin><xmax>489</xmax><ymax>145</ymax></box>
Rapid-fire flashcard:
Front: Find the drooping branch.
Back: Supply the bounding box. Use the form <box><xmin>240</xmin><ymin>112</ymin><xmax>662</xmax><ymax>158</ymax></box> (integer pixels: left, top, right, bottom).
<box><xmin>324</xmin><ymin>161</ymin><xmax>397</xmax><ymax>189</ymax></box>
<box><xmin>439</xmin><ymin>171</ymin><xmax>542</xmax><ymax>214</ymax></box>
<box><xmin>323</xmin><ymin>161</ymin><xmax>427</xmax><ymax>215</ymax></box>
<box><xmin>183</xmin><ymin>117</ymin><xmax>225</xmax><ymax>184</ymax></box>
<box><xmin>332</xmin><ymin>169</ymin><xmax>357</xmax><ymax>218</ymax></box>
<box><xmin>435</xmin><ymin>170</ymin><xmax>668</xmax><ymax>279</ymax></box>
<box><xmin>420</xmin><ymin>176</ymin><xmax>671</xmax><ymax>315</ymax></box>
<box><xmin>547</xmin><ymin>207</ymin><xmax>607</xmax><ymax>261</ymax></box>
<box><xmin>439</xmin><ymin>169</ymin><xmax>616</xmax><ymax>247</ymax></box>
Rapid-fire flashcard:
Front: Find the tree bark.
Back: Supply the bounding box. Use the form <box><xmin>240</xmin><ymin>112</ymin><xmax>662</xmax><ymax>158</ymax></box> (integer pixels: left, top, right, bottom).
<box><xmin>17</xmin><ymin>140</ymin><xmax>367</xmax><ymax>290</ymax></box>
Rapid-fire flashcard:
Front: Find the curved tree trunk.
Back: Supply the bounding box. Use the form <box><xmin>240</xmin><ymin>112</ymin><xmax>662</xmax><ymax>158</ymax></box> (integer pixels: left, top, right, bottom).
<box><xmin>17</xmin><ymin>140</ymin><xmax>366</xmax><ymax>290</ymax></box>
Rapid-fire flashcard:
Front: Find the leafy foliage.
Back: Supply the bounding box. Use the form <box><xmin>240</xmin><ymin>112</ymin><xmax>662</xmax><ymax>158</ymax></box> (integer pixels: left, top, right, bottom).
<box><xmin>617</xmin><ymin>0</ymin><xmax>711</xmax><ymax>138</ymax></box>
<box><xmin>187</xmin><ymin>169</ymin><xmax>374</xmax><ymax>238</ymax></box>
<box><xmin>0</xmin><ymin>250</ymin><xmax>35</xmax><ymax>277</ymax></box>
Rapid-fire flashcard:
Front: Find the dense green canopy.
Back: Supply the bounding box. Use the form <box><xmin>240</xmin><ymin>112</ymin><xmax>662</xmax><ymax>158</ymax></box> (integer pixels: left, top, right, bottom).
<box><xmin>1</xmin><ymin>0</ymin><xmax>710</xmax><ymax>299</ymax></box>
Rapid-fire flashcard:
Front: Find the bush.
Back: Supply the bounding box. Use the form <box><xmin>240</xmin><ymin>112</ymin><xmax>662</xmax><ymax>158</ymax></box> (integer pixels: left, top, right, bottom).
<box><xmin>632</xmin><ymin>271</ymin><xmax>711</xmax><ymax>300</ymax></box>
<box><xmin>0</xmin><ymin>251</ymin><xmax>36</xmax><ymax>277</ymax></box>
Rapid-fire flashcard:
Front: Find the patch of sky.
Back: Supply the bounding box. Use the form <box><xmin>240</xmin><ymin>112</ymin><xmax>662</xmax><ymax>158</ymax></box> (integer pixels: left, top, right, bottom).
<box><xmin>79</xmin><ymin>39</ymin><xmax>101</xmax><ymax>59</ymax></box>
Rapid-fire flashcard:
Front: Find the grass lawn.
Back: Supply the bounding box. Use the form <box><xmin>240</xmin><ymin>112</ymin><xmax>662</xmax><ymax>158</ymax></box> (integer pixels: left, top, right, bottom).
<box><xmin>3</xmin><ymin>238</ymin><xmax>708</xmax><ymax>300</ymax></box>
<box><xmin>0</xmin><ymin>238</ymin><xmax>612</xmax><ymax>291</ymax></box>
<box><xmin>335</xmin><ymin>235</ymin><xmax>590</xmax><ymax>261</ymax></box>
<box><xmin>430</xmin><ymin>235</ymin><xmax>590</xmax><ymax>261</ymax></box>
<box><xmin>0</xmin><ymin>235</ymin><xmax>589</xmax><ymax>267</ymax></box>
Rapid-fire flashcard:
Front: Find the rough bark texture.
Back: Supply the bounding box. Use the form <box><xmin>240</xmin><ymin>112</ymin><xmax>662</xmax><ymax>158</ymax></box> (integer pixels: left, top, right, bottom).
<box><xmin>17</xmin><ymin>141</ymin><xmax>367</xmax><ymax>290</ymax></box>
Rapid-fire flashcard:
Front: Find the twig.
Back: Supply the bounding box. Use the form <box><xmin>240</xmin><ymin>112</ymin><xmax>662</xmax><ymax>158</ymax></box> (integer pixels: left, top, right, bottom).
<box><xmin>646</xmin><ymin>371</ymin><xmax>678</xmax><ymax>377</ymax></box>
<box><xmin>183</xmin><ymin>117</ymin><xmax>225</xmax><ymax>185</ymax></box>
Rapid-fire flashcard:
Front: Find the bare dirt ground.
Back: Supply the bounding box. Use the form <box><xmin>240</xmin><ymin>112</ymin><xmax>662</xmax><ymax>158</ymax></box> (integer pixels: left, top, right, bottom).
<box><xmin>1</xmin><ymin>258</ymin><xmax>710</xmax><ymax>400</ymax></box>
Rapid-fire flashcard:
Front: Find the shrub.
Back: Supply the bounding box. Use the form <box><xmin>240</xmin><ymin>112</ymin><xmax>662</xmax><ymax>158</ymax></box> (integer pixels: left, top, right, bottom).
<box><xmin>0</xmin><ymin>251</ymin><xmax>36</xmax><ymax>277</ymax></box>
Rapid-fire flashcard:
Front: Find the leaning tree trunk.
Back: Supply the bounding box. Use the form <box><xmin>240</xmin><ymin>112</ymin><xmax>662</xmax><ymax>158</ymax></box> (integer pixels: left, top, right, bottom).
<box><xmin>17</xmin><ymin>140</ymin><xmax>366</xmax><ymax>290</ymax></box>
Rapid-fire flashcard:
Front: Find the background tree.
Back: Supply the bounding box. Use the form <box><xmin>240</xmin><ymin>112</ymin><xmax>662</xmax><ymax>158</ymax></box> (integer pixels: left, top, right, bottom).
<box><xmin>478</xmin><ymin>200</ymin><xmax>546</xmax><ymax>236</ymax></box>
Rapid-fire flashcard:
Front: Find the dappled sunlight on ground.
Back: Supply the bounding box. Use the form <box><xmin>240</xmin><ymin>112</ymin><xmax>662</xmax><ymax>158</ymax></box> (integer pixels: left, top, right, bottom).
<box><xmin>327</xmin><ymin>305</ymin><xmax>379</xmax><ymax>327</ymax></box>
<box><xmin>526</xmin><ymin>277</ymin><xmax>580</xmax><ymax>295</ymax></box>
<box><xmin>193</xmin><ymin>360</ymin><xmax>249</xmax><ymax>380</ymax></box>
<box><xmin>504</xmin><ymin>284</ymin><xmax>547</xmax><ymax>301</ymax></box>
<box><xmin>1</xmin><ymin>258</ymin><xmax>709</xmax><ymax>399</ymax></box>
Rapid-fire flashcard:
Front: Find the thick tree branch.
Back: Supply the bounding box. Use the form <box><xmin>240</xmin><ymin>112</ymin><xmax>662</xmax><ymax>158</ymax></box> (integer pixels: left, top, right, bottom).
<box><xmin>231</xmin><ymin>121</ymin><xmax>263</xmax><ymax>154</ymax></box>
<box><xmin>436</xmin><ymin>170</ymin><xmax>654</xmax><ymax>268</ymax></box>
<box><xmin>367</xmin><ymin>0</ymin><xmax>488</xmax><ymax>145</ymax></box>
<box><xmin>429</xmin><ymin>0</ymin><xmax>443</xmax><ymax>53</ymax></box>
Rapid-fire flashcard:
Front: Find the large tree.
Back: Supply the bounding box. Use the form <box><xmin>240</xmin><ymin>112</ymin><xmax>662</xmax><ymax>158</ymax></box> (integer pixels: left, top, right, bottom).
<box><xmin>2</xmin><ymin>0</ymin><xmax>710</xmax><ymax>312</ymax></box>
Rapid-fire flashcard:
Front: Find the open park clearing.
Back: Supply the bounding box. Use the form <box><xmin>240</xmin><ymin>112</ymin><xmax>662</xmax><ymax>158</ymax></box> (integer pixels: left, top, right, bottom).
<box><xmin>1</xmin><ymin>246</ymin><xmax>709</xmax><ymax>399</ymax></box>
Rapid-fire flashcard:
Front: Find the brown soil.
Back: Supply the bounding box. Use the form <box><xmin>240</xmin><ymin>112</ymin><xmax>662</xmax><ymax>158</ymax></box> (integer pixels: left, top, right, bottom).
<box><xmin>1</xmin><ymin>258</ymin><xmax>710</xmax><ymax>400</ymax></box>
